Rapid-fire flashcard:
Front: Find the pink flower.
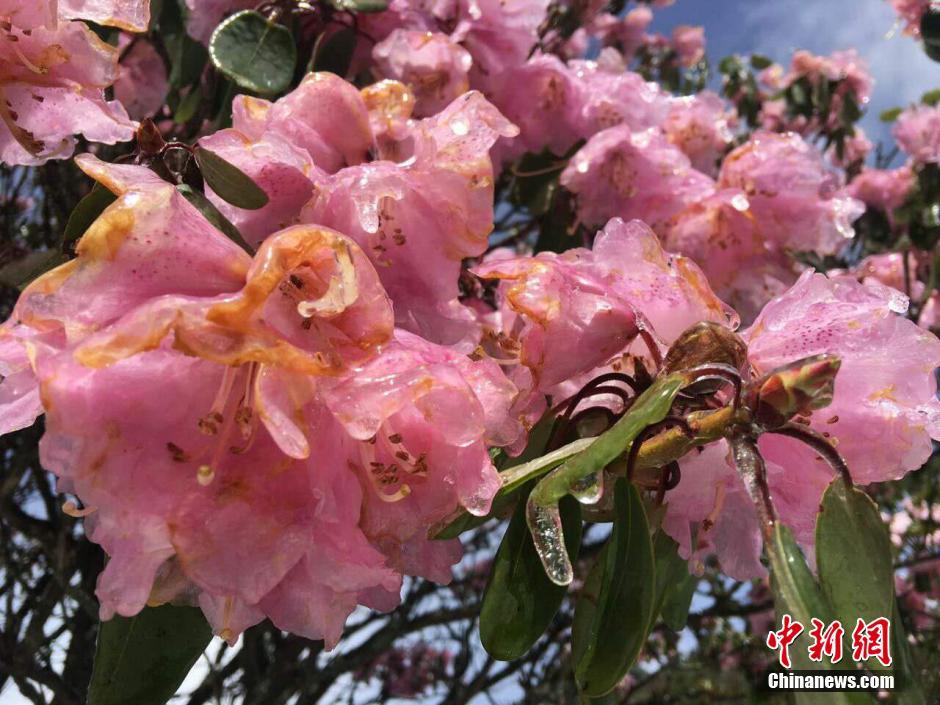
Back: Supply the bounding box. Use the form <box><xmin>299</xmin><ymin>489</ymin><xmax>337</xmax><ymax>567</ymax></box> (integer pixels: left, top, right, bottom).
<box><xmin>664</xmin><ymin>272</ymin><xmax>940</xmax><ymax>578</ymax></box>
<box><xmin>473</xmin><ymin>218</ymin><xmax>736</xmax><ymax>391</ymax></box>
<box><xmin>671</xmin><ymin>25</ymin><xmax>705</xmax><ymax>67</ymax></box>
<box><xmin>303</xmin><ymin>91</ymin><xmax>518</xmax><ymax>350</ymax></box>
<box><xmin>113</xmin><ymin>36</ymin><xmax>168</xmax><ymax>120</ymax></box>
<box><xmin>828</xmin><ymin>126</ymin><xmax>873</xmax><ymax>167</ymax></box>
<box><xmin>718</xmin><ymin>131</ymin><xmax>864</xmax><ymax>256</ymax></box>
<box><xmin>788</xmin><ymin>49</ymin><xmax>872</xmax><ymax>105</ymax></box>
<box><xmin>0</xmin><ymin>15</ymin><xmax>136</xmax><ymax>164</ymax></box>
<box><xmin>664</xmin><ymin>189</ymin><xmax>802</xmax><ymax>323</ymax></box>
<box><xmin>373</xmin><ymin>30</ymin><xmax>472</xmax><ymax>118</ymax></box>
<box><xmin>846</xmin><ymin>165</ymin><xmax>914</xmax><ymax>215</ymax></box>
<box><xmin>569</xmin><ymin>60</ymin><xmax>670</xmax><ymax>135</ymax></box>
<box><xmin>888</xmin><ymin>0</ymin><xmax>932</xmax><ymax>37</ymax></box>
<box><xmin>662</xmin><ymin>91</ymin><xmax>736</xmax><ymax>176</ymax></box>
<box><xmin>894</xmin><ymin>104</ymin><xmax>940</xmax><ymax>163</ymax></box>
<box><xmin>560</xmin><ymin>125</ymin><xmax>715</xmax><ymax>230</ymax></box>
<box><xmin>199</xmin><ymin>72</ymin><xmax>374</xmax><ymax>245</ymax></box>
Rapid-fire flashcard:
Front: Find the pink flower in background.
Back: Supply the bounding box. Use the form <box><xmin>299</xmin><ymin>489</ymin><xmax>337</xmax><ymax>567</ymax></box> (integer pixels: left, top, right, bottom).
<box><xmin>847</xmin><ymin>165</ymin><xmax>914</xmax><ymax>216</ymax></box>
<box><xmin>570</xmin><ymin>58</ymin><xmax>670</xmax><ymax>135</ymax></box>
<box><xmin>373</xmin><ymin>31</ymin><xmax>472</xmax><ymax>117</ymax></box>
<box><xmin>788</xmin><ymin>50</ymin><xmax>873</xmax><ymax>105</ymax></box>
<box><xmin>718</xmin><ymin>131</ymin><xmax>864</xmax><ymax>256</ymax></box>
<box><xmin>662</xmin><ymin>91</ymin><xmax>736</xmax><ymax>175</ymax></box>
<box><xmin>828</xmin><ymin>126</ymin><xmax>873</xmax><ymax>167</ymax></box>
<box><xmin>560</xmin><ymin>125</ymin><xmax>715</xmax><ymax>230</ymax></box>
<box><xmin>671</xmin><ymin>25</ymin><xmax>705</xmax><ymax>67</ymax></box>
<box><xmin>665</xmin><ymin>272</ymin><xmax>940</xmax><ymax>578</ymax></box>
<box><xmin>113</xmin><ymin>36</ymin><xmax>168</xmax><ymax>120</ymax></box>
<box><xmin>185</xmin><ymin>0</ymin><xmax>255</xmax><ymax>43</ymax></box>
<box><xmin>894</xmin><ymin>104</ymin><xmax>940</xmax><ymax>163</ymax></box>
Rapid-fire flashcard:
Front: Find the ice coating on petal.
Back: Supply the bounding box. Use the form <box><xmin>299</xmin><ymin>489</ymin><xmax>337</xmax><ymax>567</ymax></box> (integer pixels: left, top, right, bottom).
<box><xmin>0</xmin><ymin>322</ymin><xmax>53</xmax><ymax>434</ymax></box>
<box><xmin>718</xmin><ymin>131</ymin><xmax>865</xmax><ymax>255</ymax></box>
<box><xmin>560</xmin><ymin>125</ymin><xmax>715</xmax><ymax>230</ymax></box>
<box><xmin>569</xmin><ymin>61</ymin><xmax>671</xmax><ymax>136</ymax></box>
<box><xmin>744</xmin><ymin>271</ymin><xmax>940</xmax><ymax>484</ymax></box>
<box><xmin>662</xmin><ymin>92</ymin><xmax>735</xmax><ymax>176</ymax></box>
<box><xmin>59</xmin><ymin>0</ymin><xmax>151</xmax><ymax>32</ymax></box>
<box><xmin>373</xmin><ymin>30</ymin><xmax>472</xmax><ymax>117</ymax></box>
<box><xmin>846</xmin><ymin>165</ymin><xmax>914</xmax><ymax>215</ymax></box>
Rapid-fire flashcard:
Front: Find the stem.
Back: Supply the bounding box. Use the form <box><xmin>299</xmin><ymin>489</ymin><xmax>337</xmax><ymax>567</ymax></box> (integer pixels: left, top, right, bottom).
<box><xmin>730</xmin><ymin>434</ymin><xmax>776</xmax><ymax>539</ymax></box>
<box><xmin>769</xmin><ymin>422</ymin><xmax>854</xmax><ymax>485</ymax></box>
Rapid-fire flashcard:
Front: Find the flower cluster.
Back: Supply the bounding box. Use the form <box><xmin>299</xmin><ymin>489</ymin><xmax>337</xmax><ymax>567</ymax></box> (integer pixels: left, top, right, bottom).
<box><xmin>1</xmin><ymin>0</ymin><xmax>940</xmax><ymax>656</ymax></box>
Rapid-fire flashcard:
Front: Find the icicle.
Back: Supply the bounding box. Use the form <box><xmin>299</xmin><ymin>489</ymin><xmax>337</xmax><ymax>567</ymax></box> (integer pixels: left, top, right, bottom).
<box><xmin>569</xmin><ymin>469</ymin><xmax>604</xmax><ymax>505</ymax></box>
<box><xmin>526</xmin><ymin>499</ymin><xmax>573</xmax><ymax>586</ymax></box>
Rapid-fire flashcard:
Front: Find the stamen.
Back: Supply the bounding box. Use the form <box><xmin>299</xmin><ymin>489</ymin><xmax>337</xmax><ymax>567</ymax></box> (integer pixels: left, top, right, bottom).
<box><xmin>196</xmin><ymin>464</ymin><xmax>215</xmax><ymax>486</ymax></box>
<box><xmin>62</xmin><ymin>500</ymin><xmax>97</xmax><ymax>517</ymax></box>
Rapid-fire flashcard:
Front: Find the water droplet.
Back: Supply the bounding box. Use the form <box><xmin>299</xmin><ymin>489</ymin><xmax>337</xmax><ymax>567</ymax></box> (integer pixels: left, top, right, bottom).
<box><xmin>576</xmin><ymin>159</ymin><xmax>590</xmax><ymax>174</ymax></box>
<box><xmin>570</xmin><ymin>470</ymin><xmax>604</xmax><ymax>505</ymax></box>
<box><xmin>526</xmin><ymin>500</ymin><xmax>573</xmax><ymax>586</ymax></box>
<box><xmin>730</xmin><ymin>193</ymin><xmax>749</xmax><ymax>211</ymax></box>
<box><xmin>887</xmin><ymin>291</ymin><xmax>909</xmax><ymax>314</ymax></box>
<box><xmin>197</xmin><ymin>464</ymin><xmax>215</xmax><ymax>486</ymax></box>
<box><xmin>450</xmin><ymin>117</ymin><xmax>469</xmax><ymax>136</ymax></box>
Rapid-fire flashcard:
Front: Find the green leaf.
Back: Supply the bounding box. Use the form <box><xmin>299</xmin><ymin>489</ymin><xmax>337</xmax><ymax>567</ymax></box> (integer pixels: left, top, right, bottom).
<box><xmin>310</xmin><ymin>27</ymin><xmax>357</xmax><ymax>77</ymax></box>
<box><xmin>63</xmin><ymin>185</ymin><xmax>117</xmax><ymax>250</ymax></box>
<box><xmin>209</xmin><ymin>10</ymin><xmax>296</xmax><ymax>96</ymax></box>
<box><xmin>767</xmin><ymin>523</ymin><xmax>873</xmax><ymax>705</ymax></box>
<box><xmin>194</xmin><ymin>146</ymin><xmax>269</xmax><ymax>210</ymax></box>
<box><xmin>661</xmin><ymin>570</ymin><xmax>697</xmax><ymax>632</ymax></box>
<box><xmin>87</xmin><ymin>604</ymin><xmax>212</xmax><ymax>705</ymax></box>
<box><xmin>177</xmin><ymin>184</ymin><xmax>254</xmax><ymax>253</ymax></box>
<box><xmin>816</xmin><ymin>478</ymin><xmax>894</xmax><ymax>670</ymax></box>
<box><xmin>889</xmin><ymin>600</ymin><xmax>927</xmax><ymax>705</ymax></box>
<box><xmin>174</xmin><ymin>85</ymin><xmax>203</xmax><ymax>124</ymax></box>
<box><xmin>923</xmin><ymin>89</ymin><xmax>940</xmax><ymax>107</ymax></box>
<box><xmin>749</xmin><ymin>53</ymin><xmax>773</xmax><ymax>69</ymax></box>
<box><xmin>574</xmin><ymin>480</ymin><xmax>656</xmax><ymax>697</ymax></box>
<box><xmin>921</xmin><ymin>11</ymin><xmax>940</xmax><ymax>62</ymax></box>
<box><xmin>480</xmin><ymin>494</ymin><xmax>582</xmax><ymax>660</ymax></box>
<box><xmin>879</xmin><ymin>107</ymin><xmax>903</xmax><ymax>123</ymax></box>
<box><xmin>0</xmin><ymin>250</ymin><xmax>69</xmax><ymax>290</ymax></box>
<box><xmin>650</xmin><ymin>532</ymin><xmax>694</xmax><ymax>630</ymax></box>
<box><xmin>326</xmin><ymin>0</ymin><xmax>390</xmax><ymax>13</ymax></box>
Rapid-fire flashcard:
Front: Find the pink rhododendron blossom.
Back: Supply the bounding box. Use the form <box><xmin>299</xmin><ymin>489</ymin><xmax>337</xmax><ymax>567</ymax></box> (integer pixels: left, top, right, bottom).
<box><xmin>671</xmin><ymin>25</ymin><xmax>704</xmax><ymax>67</ymax></box>
<box><xmin>664</xmin><ymin>189</ymin><xmax>802</xmax><ymax>322</ymax></box>
<box><xmin>303</xmin><ymin>91</ymin><xmax>518</xmax><ymax>350</ymax></box>
<box><xmin>717</xmin><ymin>131</ymin><xmax>864</xmax><ymax>255</ymax></box>
<box><xmin>0</xmin><ymin>18</ymin><xmax>135</xmax><ymax>164</ymax></box>
<box><xmin>828</xmin><ymin>127</ymin><xmax>873</xmax><ymax>167</ymax></box>
<box><xmin>787</xmin><ymin>49</ymin><xmax>873</xmax><ymax>105</ymax></box>
<box><xmin>373</xmin><ymin>30</ymin><xmax>472</xmax><ymax>117</ymax></box>
<box><xmin>664</xmin><ymin>272</ymin><xmax>940</xmax><ymax>578</ymax></box>
<box><xmin>846</xmin><ymin>165</ymin><xmax>914</xmax><ymax>215</ymax></box>
<box><xmin>59</xmin><ymin>0</ymin><xmax>150</xmax><ymax>32</ymax></box>
<box><xmin>894</xmin><ymin>104</ymin><xmax>940</xmax><ymax>163</ymax></box>
<box><xmin>662</xmin><ymin>91</ymin><xmax>735</xmax><ymax>175</ymax></box>
<box><xmin>569</xmin><ymin>58</ymin><xmax>670</xmax><ymax>135</ymax></box>
<box><xmin>113</xmin><ymin>36</ymin><xmax>168</xmax><ymax>120</ymax></box>
<box><xmin>560</xmin><ymin>126</ymin><xmax>715</xmax><ymax>229</ymax></box>
<box><xmin>473</xmin><ymin>218</ymin><xmax>735</xmax><ymax>391</ymax></box>
<box><xmin>834</xmin><ymin>253</ymin><xmax>925</xmax><ymax>300</ymax></box>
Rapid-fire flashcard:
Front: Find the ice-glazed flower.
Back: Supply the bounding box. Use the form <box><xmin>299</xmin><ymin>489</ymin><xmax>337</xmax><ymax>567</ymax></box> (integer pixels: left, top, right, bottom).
<box><xmin>113</xmin><ymin>36</ymin><xmax>168</xmax><ymax>120</ymax></box>
<box><xmin>303</xmin><ymin>91</ymin><xmax>518</xmax><ymax>350</ymax></box>
<box><xmin>473</xmin><ymin>218</ymin><xmax>736</xmax><ymax>391</ymax></box>
<box><xmin>662</xmin><ymin>91</ymin><xmax>735</xmax><ymax>176</ymax></box>
<box><xmin>373</xmin><ymin>30</ymin><xmax>472</xmax><ymax>118</ymax></box>
<box><xmin>569</xmin><ymin>59</ymin><xmax>670</xmax><ymax>135</ymax></box>
<box><xmin>184</xmin><ymin>0</ymin><xmax>255</xmax><ymax>43</ymax></box>
<box><xmin>888</xmin><ymin>0</ymin><xmax>932</xmax><ymax>37</ymax></box>
<box><xmin>0</xmin><ymin>0</ymin><xmax>150</xmax><ymax>32</ymax></box>
<box><xmin>560</xmin><ymin>125</ymin><xmax>715</xmax><ymax>230</ymax></box>
<box><xmin>717</xmin><ymin>131</ymin><xmax>864</xmax><ymax>256</ymax></box>
<box><xmin>199</xmin><ymin>72</ymin><xmax>374</xmax><ymax>245</ymax></box>
<box><xmin>0</xmin><ymin>13</ymin><xmax>136</xmax><ymax>164</ymax></box>
<box><xmin>490</xmin><ymin>54</ymin><xmax>585</xmax><ymax>160</ymax></box>
<box><xmin>663</xmin><ymin>272</ymin><xmax>940</xmax><ymax>578</ymax></box>
<box><xmin>609</xmin><ymin>6</ymin><xmax>653</xmax><ymax>59</ymax></box>
<box><xmin>846</xmin><ymin>165</ymin><xmax>914</xmax><ymax>215</ymax></box>
<box><xmin>318</xmin><ymin>329</ymin><xmax>521</xmax><ymax>593</ymax></box>
<box><xmin>894</xmin><ymin>104</ymin><xmax>940</xmax><ymax>164</ymax></box>
<box><xmin>664</xmin><ymin>189</ymin><xmax>802</xmax><ymax>323</ymax></box>
<box><xmin>671</xmin><ymin>25</ymin><xmax>704</xmax><ymax>67</ymax></box>
<box><xmin>834</xmin><ymin>252</ymin><xmax>925</xmax><ymax>300</ymax></box>
<box><xmin>787</xmin><ymin>49</ymin><xmax>873</xmax><ymax>105</ymax></box>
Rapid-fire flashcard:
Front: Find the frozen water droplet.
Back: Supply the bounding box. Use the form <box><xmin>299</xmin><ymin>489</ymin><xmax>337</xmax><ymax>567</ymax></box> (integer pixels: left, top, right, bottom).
<box><xmin>887</xmin><ymin>291</ymin><xmax>909</xmax><ymax>314</ymax></box>
<box><xmin>730</xmin><ymin>193</ymin><xmax>749</xmax><ymax>211</ymax></box>
<box><xmin>570</xmin><ymin>470</ymin><xmax>604</xmax><ymax>505</ymax></box>
<box><xmin>463</xmin><ymin>491</ymin><xmax>491</xmax><ymax>517</ymax></box>
<box><xmin>576</xmin><ymin>159</ymin><xmax>590</xmax><ymax>174</ymax></box>
<box><xmin>526</xmin><ymin>501</ymin><xmax>573</xmax><ymax>586</ymax></box>
<box><xmin>450</xmin><ymin>117</ymin><xmax>469</xmax><ymax>136</ymax></box>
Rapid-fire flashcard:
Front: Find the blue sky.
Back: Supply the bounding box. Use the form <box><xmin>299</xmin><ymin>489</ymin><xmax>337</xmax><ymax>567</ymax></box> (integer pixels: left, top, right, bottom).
<box><xmin>649</xmin><ymin>0</ymin><xmax>939</xmax><ymax>149</ymax></box>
